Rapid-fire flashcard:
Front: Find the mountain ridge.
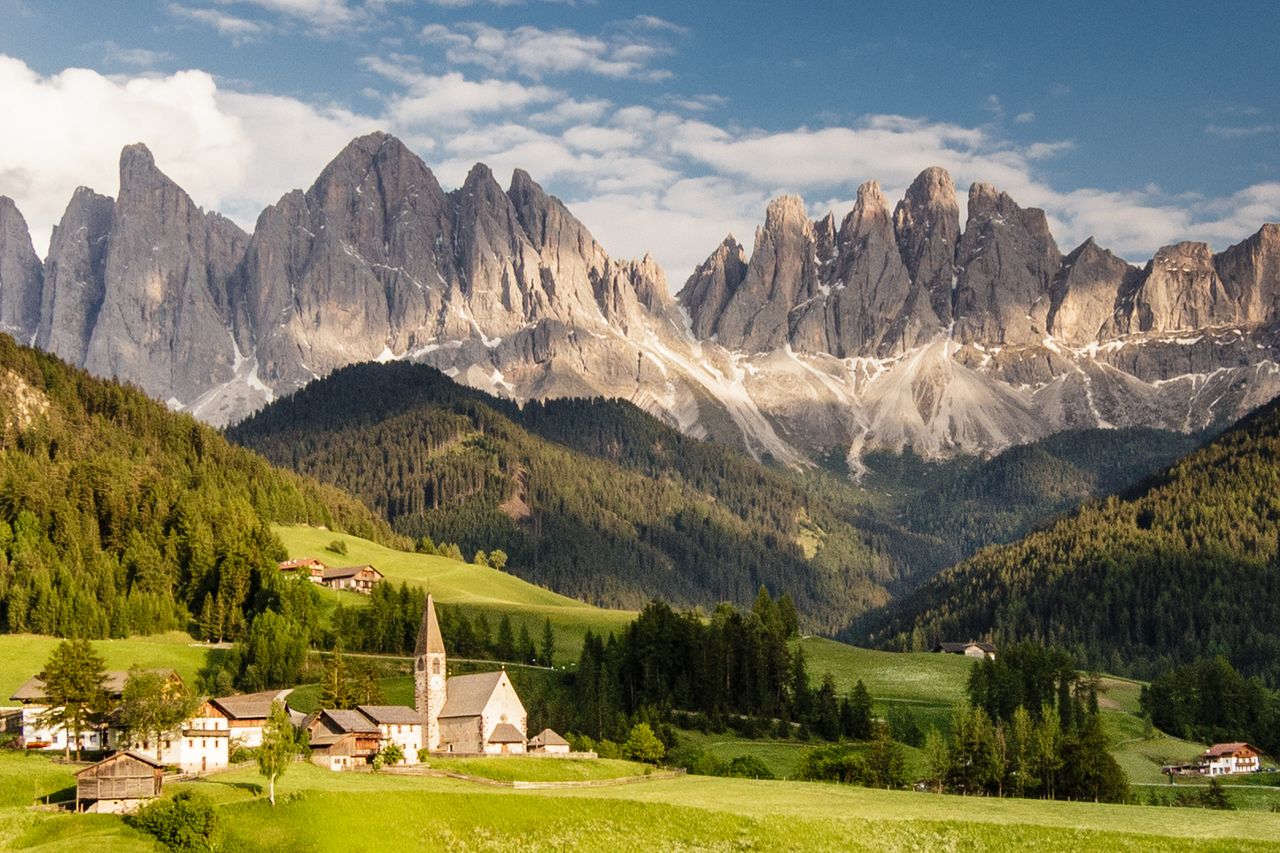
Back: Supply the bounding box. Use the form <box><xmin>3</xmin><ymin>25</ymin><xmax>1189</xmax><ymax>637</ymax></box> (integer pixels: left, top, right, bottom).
<box><xmin>1</xmin><ymin>132</ymin><xmax>1278</xmax><ymax>465</ymax></box>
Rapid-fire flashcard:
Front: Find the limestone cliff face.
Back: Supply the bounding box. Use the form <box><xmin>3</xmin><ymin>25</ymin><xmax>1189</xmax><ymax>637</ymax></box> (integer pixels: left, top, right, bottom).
<box><xmin>952</xmin><ymin>183</ymin><xmax>1062</xmax><ymax>345</ymax></box>
<box><xmin>36</xmin><ymin>188</ymin><xmax>114</xmax><ymax>365</ymax></box>
<box><xmin>892</xmin><ymin>166</ymin><xmax>960</xmax><ymax>326</ymax></box>
<box><xmin>1047</xmin><ymin>238</ymin><xmax>1137</xmax><ymax>346</ymax></box>
<box><xmin>7</xmin><ymin>134</ymin><xmax>1280</xmax><ymax>465</ymax></box>
<box><xmin>0</xmin><ymin>197</ymin><xmax>43</xmax><ymax>343</ymax></box>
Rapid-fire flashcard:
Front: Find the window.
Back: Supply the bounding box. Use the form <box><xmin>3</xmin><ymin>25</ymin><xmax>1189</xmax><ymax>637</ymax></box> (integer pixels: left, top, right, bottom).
<box><xmin>432</xmin><ymin>659</ymin><xmax>441</xmax><ymax>675</ymax></box>
<box><xmin>188</xmin><ymin>740</ymin><xmax>193</xmax><ymax>748</ymax></box>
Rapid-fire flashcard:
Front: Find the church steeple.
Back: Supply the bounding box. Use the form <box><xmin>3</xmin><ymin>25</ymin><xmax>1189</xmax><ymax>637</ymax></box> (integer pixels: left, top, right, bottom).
<box><xmin>415</xmin><ymin>593</ymin><xmax>446</xmax><ymax>656</ymax></box>
<box><xmin>414</xmin><ymin>594</ymin><xmax>447</xmax><ymax>752</ymax></box>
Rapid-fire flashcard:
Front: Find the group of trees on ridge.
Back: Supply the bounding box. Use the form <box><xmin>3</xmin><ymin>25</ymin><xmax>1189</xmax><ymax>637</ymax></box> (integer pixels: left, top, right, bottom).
<box><xmin>868</xmin><ymin>393</ymin><xmax>1280</xmax><ymax>687</ymax></box>
<box><xmin>0</xmin><ymin>335</ymin><xmax>400</xmax><ymax>644</ymax></box>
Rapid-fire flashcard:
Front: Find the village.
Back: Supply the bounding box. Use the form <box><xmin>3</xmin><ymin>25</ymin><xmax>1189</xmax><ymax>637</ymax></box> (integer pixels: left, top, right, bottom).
<box><xmin>4</xmin><ymin>593</ymin><xmax>584</xmax><ymax>814</ymax></box>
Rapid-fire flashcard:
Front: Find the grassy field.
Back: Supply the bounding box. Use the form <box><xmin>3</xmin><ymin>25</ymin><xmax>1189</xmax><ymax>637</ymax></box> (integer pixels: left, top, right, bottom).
<box><xmin>0</xmin><ymin>632</ymin><xmax>219</xmax><ymax>701</ymax></box>
<box><xmin>4</xmin><ymin>744</ymin><xmax>1279</xmax><ymax>851</ymax></box>
<box><xmin>421</xmin><ymin>756</ymin><xmax>648</xmax><ymax>782</ymax></box>
<box><xmin>275</xmin><ymin>525</ymin><xmax>634</xmax><ymax>659</ymax></box>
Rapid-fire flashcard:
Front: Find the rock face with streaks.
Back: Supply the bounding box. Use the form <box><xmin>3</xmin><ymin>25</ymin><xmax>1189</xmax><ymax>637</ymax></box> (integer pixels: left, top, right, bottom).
<box><xmin>0</xmin><ymin>197</ymin><xmax>43</xmax><ymax>343</ymax></box>
<box><xmin>5</xmin><ymin>134</ymin><xmax>1280</xmax><ymax>465</ymax></box>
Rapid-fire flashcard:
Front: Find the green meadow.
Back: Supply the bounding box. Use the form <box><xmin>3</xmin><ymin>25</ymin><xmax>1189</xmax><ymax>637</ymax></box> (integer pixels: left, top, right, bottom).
<box><xmin>275</xmin><ymin>524</ymin><xmax>634</xmax><ymax>659</ymax></box>
<box><xmin>0</xmin><ymin>632</ymin><xmax>218</xmax><ymax>701</ymax></box>
<box><xmin>2</xmin><ymin>753</ymin><xmax>1276</xmax><ymax>852</ymax></box>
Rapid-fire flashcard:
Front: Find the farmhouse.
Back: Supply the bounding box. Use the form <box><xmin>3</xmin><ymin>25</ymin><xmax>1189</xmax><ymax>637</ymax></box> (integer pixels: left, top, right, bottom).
<box><xmin>278</xmin><ymin>557</ymin><xmax>327</xmax><ymax>581</ymax></box>
<box><xmin>414</xmin><ymin>594</ymin><xmax>529</xmax><ymax>755</ymax></box>
<box><xmin>306</xmin><ymin>709</ymin><xmax>383</xmax><ymax>771</ymax></box>
<box><xmin>1203</xmin><ymin>743</ymin><xmax>1262</xmax><ymax>776</ymax></box>
<box><xmin>357</xmin><ymin>705</ymin><xmax>423</xmax><ymax>763</ymax></box>
<box><xmin>75</xmin><ymin>751</ymin><xmax>164</xmax><ymax>814</ymax></box>
<box><xmin>208</xmin><ymin>688</ymin><xmax>296</xmax><ymax>748</ymax></box>
<box><xmin>933</xmin><ymin>641</ymin><xmax>997</xmax><ymax>660</ymax></box>
<box><xmin>320</xmin><ymin>564</ymin><xmax>384</xmax><ymax>593</ymax></box>
<box><xmin>529</xmin><ymin>728</ymin><xmax>571</xmax><ymax>754</ymax></box>
<box><xmin>11</xmin><ymin>669</ymin><xmax>178</xmax><ymax>754</ymax></box>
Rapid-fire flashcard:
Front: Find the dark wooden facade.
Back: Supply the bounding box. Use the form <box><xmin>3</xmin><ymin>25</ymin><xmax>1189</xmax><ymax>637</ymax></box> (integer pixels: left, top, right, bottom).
<box><xmin>75</xmin><ymin>752</ymin><xmax>163</xmax><ymax>812</ymax></box>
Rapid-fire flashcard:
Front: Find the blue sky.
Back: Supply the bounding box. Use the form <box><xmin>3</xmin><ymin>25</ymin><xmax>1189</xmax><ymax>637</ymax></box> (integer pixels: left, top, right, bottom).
<box><xmin>0</xmin><ymin>0</ymin><xmax>1277</xmax><ymax>279</ymax></box>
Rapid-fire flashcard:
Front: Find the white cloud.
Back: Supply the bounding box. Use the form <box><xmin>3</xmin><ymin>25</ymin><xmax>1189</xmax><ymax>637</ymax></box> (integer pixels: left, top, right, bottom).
<box><xmin>1206</xmin><ymin>123</ymin><xmax>1277</xmax><ymax>139</ymax></box>
<box><xmin>98</xmin><ymin>43</ymin><xmax>173</xmax><ymax>69</ymax></box>
<box><xmin>419</xmin><ymin>20</ymin><xmax>674</xmax><ymax>81</ymax></box>
<box><xmin>0</xmin><ymin>55</ymin><xmax>376</xmax><ymax>253</ymax></box>
<box><xmin>217</xmin><ymin>0</ymin><xmax>358</xmax><ymax>25</ymax></box>
<box><xmin>1014</xmin><ymin>111</ymin><xmax>1035</xmax><ymax>124</ymax></box>
<box><xmin>166</xmin><ymin>4</ymin><xmax>267</xmax><ymax>42</ymax></box>
<box><xmin>362</xmin><ymin>57</ymin><xmax>560</xmax><ymax>124</ymax></box>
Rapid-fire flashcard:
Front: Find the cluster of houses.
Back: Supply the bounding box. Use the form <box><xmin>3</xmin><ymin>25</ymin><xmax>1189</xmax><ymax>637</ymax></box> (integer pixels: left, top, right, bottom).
<box><xmin>1163</xmin><ymin>743</ymin><xmax>1265</xmax><ymax>778</ymax></box>
<box><xmin>278</xmin><ymin>557</ymin><xmax>384</xmax><ymax>594</ymax></box>
<box><xmin>8</xmin><ymin>595</ymin><xmax>576</xmax><ymax>813</ymax></box>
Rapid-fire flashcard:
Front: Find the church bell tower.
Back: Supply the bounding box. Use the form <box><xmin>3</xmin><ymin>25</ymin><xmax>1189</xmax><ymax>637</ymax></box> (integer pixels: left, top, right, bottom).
<box><xmin>414</xmin><ymin>594</ymin><xmax>447</xmax><ymax>752</ymax></box>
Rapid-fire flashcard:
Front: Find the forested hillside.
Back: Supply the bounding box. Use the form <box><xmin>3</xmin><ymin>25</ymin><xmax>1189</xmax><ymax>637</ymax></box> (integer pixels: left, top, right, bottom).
<box><xmin>891</xmin><ymin>428</ymin><xmax>1200</xmax><ymax>555</ymax></box>
<box><xmin>0</xmin><ymin>333</ymin><xmax>400</xmax><ymax>639</ymax></box>
<box><xmin>230</xmin><ymin>361</ymin><xmax>1210</xmax><ymax>636</ymax></box>
<box><xmin>864</xmin><ymin>396</ymin><xmax>1280</xmax><ymax>684</ymax></box>
<box><xmin>229</xmin><ymin>362</ymin><xmax>945</xmax><ymax>633</ymax></box>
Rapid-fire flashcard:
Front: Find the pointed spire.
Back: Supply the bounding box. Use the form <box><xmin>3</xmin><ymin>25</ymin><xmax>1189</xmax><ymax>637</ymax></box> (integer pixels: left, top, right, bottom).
<box><xmin>415</xmin><ymin>593</ymin><xmax>445</xmax><ymax>656</ymax></box>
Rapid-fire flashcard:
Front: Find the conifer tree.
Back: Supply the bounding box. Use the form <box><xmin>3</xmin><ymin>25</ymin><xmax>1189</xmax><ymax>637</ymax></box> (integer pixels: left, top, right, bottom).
<box><xmin>39</xmin><ymin>639</ymin><xmax>108</xmax><ymax>760</ymax></box>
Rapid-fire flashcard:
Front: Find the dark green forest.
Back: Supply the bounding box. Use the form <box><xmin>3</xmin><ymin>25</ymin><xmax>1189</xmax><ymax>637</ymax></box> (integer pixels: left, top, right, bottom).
<box><xmin>0</xmin><ymin>334</ymin><xmax>401</xmax><ymax>640</ymax></box>
<box><xmin>865</xmin><ymin>394</ymin><xmax>1280</xmax><ymax>685</ymax></box>
<box><xmin>229</xmin><ymin>361</ymin><xmax>1194</xmax><ymax>636</ymax></box>
<box><xmin>229</xmin><ymin>362</ymin><xmax>946</xmax><ymax>633</ymax></box>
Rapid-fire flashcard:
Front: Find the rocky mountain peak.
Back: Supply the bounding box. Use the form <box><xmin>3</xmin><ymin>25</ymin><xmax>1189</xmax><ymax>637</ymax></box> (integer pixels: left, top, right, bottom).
<box><xmin>1047</xmin><ymin>237</ymin><xmax>1135</xmax><ymax>345</ymax></box>
<box><xmin>678</xmin><ymin>234</ymin><xmax>748</xmax><ymax>339</ymax></box>
<box><xmin>893</xmin><ymin>167</ymin><xmax>960</xmax><ymax>325</ymax></box>
<box><xmin>0</xmin><ymin>196</ymin><xmax>43</xmax><ymax>343</ymax></box>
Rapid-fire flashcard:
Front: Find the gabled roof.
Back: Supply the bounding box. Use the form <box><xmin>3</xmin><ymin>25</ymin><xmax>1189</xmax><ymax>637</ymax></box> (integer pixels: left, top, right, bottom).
<box><xmin>279</xmin><ymin>557</ymin><xmax>326</xmax><ymax>571</ymax></box>
<box><xmin>1204</xmin><ymin>742</ymin><xmax>1258</xmax><ymax>757</ymax></box>
<box><xmin>12</xmin><ymin>670</ymin><xmax>174</xmax><ymax>702</ymax></box>
<box><xmin>934</xmin><ymin>641</ymin><xmax>997</xmax><ymax>653</ymax></box>
<box><xmin>438</xmin><ymin>671</ymin><xmax>504</xmax><ymax>719</ymax></box>
<box><xmin>317</xmin><ymin>709</ymin><xmax>380</xmax><ymax>734</ymax></box>
<box><xmin>357</xmin><ymin>705</ymin><xmax>421</xmax><ymax>726</ymax></box>
<box><xmin>530</xmin><ymin>728</ymin><xmax>569</xmax><ymax>747</ymax></box>
<box><xmin>209</xmin><ymin>688</ymin><xmax>293</xmax><ymax>720</ymax></box>
<box><xmin>75</xmin><ymin>750</ymin><xmax>165</xmax><ymax>776</ymax></box>
<box><xmin>415</xmin><ymin>594</ymin><xmax>446</xmax><ymax>657</ymax></box>
<box><xmin>488</xmin><ymin>722</ymin><xmax>525</xmax><ymax>744</ymax></box>
<box><xmin>323</xmin><ymin>565</ymin><xmax>381</xmax><ymax>581</ymax></box>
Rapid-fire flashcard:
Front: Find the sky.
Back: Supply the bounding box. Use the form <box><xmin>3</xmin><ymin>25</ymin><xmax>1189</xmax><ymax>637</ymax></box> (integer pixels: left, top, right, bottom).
<box><xmin>0</xmin><ymin>0</ymin><xmax>1278</xmax><ymax>283</ymax></box>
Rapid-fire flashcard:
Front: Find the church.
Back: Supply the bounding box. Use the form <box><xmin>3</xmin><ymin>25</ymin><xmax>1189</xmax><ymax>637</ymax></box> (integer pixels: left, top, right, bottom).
<box><xmin>415</xmin><ymin>594</ymin><xmax>529</xmax><ymax>754</ymax></box>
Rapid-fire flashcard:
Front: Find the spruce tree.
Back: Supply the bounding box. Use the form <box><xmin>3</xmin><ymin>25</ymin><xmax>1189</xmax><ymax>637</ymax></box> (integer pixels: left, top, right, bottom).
<box><xmin>39</xmin><ymin>639</ymin><xmax>108</xmax><ymax>761</ymax></box>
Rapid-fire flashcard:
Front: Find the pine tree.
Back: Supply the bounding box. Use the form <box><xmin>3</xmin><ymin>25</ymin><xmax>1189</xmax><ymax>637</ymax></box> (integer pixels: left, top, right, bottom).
<box><xmin>39</xmin><ymin>639</ymin><xmax>109</xmax><ymax>761</ymax></box>
<box><xmin>848</xmin><ymin>680</ymin><xmax>873</xmax><ymax>740</ymax></box>
<box><xmin>318</xmin><ymin>646</ymin><xmax>354</xmax><ymax>709</ymax></box>
<box><xmin>495</xmin><ymin>615</ymin><xmax>516</xmax><ymax>662</ymax></box>
<box><xmin>540</xmin><ymin>618</ymin><xmax>556</xmax><ymax>668</ymax></box>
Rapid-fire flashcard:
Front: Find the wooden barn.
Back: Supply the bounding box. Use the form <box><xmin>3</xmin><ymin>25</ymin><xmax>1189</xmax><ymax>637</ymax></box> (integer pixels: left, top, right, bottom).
<box><xmin>75</xmin><ymin>751</ymin><xmax>164</xmax><ymax>814</ymax></box>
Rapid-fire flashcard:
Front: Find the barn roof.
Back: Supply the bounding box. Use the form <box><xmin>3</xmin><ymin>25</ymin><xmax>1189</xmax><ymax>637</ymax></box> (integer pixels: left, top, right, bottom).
<box><xmin>318</xmin><ymin>709</ymin><xmax>380</xmax><ymax>734</ymax></box>
<box><xmin>209</xmin><ymin>688</ymin><xmax>293</xmax><ymax>720</ymax></box>
<box><xmin>488</xmin><ymin>722</ymin><xmax>526</xmax><ymax>744</ymax></box>
<box><xmin>75</xmin><ymin>750</ymin><xmax>165</xmax><ymax>776</ymax></box>
<box><xmin>438</xmin><ymin>671</ymin><xmax>505</xmax><ymax>719</ymax></box>
<box><xmin>323</xmin><ymin>565</ymin><xmax>381</xmax><ymax>580</ymax></box>
<box><xmin>1204</xmin><ymin>742</ymin><xmax>1258</xmax><ymax>757</ymax></box>
<box><xmin>358</xmin><ymin>705</ymin><xmax>421</xmax><ymax>726</ymax></box>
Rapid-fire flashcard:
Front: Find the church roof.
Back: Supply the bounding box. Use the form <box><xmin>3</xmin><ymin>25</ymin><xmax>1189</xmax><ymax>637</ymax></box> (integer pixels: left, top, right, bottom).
<box><xmin>489</xmin><ymin>722</ymin><xmax>525</xmax><ymax>744</ymax></box>
<box><xmin>438</xmin><ymin>671</ymin><xmax>505</xmax><ymax>719</ymax></box>
<box><xmin>415</xmin><ymin>594</ymin><xmax>446</xmax><ymax>657</ymax></box>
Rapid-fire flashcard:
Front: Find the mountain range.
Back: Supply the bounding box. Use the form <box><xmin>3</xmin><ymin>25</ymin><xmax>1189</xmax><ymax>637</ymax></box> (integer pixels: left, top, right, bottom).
<box><xmin>1</xmin><ymin>132</ymin><xmax>1279</xmax><ymax>465</ymax></box>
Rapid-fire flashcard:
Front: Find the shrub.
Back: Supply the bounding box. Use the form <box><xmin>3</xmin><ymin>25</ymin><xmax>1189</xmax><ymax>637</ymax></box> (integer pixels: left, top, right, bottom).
<box><xmin>622</xmin><ymin>723</ymin><xmax>666</xmax><ymax>764</ymax></box>
<box><xmin>723</xmin><ymin>755</ymin><xmax>774</xmax><ymax>780</ymax></box>
<box><xmin>326</xmin><ymin>539</ymin><xmax>348</xmax><ymax>556</ymax></box>
<box><xmin>127</xmin><ymin>790</ymin><xmax>219</xmax><ymax>852</ymax></box>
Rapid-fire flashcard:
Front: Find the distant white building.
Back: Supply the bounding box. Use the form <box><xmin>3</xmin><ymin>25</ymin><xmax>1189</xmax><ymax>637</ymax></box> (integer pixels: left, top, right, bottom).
<box><xmin>1203</xmin><ymin>743</ymin><xmax>1262</xmax><ymax>776</ymax></box>
<box><xmin>11</xmin><ymin>671</ymin><xmax>229</xmax><ymax>773</ymax></box>
<box><xmin>529</xmin><ymin>728</ymin><xmax>571</xmax><ymax>754</ymax></box>
<box><xmin>933</xmin><ymin>641</ymin><xmax>997</xmax><ymax>660</ymax></box>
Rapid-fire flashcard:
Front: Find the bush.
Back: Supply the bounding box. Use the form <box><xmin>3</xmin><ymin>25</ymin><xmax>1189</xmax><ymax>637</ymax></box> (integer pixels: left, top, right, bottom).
<box><xmin>128</xmin><ymin>790</ymin><xmax>219</xmax><ymax>852</ymax></box>
<box><xmin>623</xmin><ymin>723</ymin><xmax>666</xmax><ymax>764</ymax></box>
<box><xmin>723</xmin><ymin>755</ymin><xmax>774</xmax><ymax>779</ymax></box>
<box><xmin>326</xmin><ymin>539</ymin><xmax>348</xmax><ymax>556</ymax></box>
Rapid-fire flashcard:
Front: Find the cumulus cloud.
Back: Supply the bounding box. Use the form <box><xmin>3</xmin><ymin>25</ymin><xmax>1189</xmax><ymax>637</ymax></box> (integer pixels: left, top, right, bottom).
<box><xmin>0</xmin><ymin>55</ymin><xmax>376</xmax><ymax>253</ymax></box>
<box><xmin>361</xmin><ymin>56</ymin><xmax>560</xmax><ymax>125</ymax></box>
